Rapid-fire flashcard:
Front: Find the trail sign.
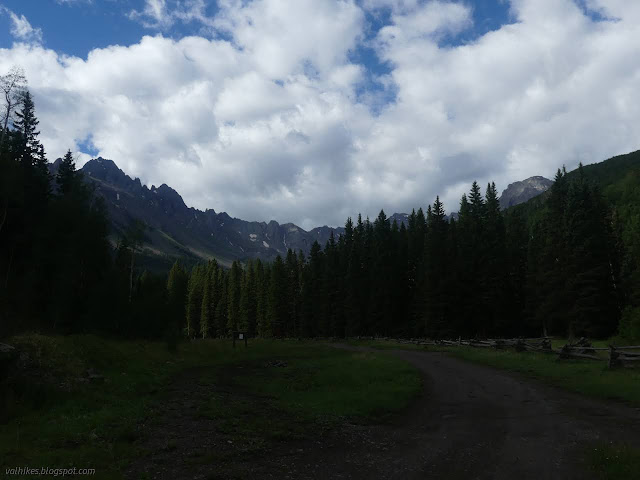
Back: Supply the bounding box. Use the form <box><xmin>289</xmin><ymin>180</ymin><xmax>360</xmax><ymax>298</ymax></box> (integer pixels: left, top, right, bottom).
<box><xmin>233</xmin><ymin>331</ymin><xmax>248</xmax><ymax>348</ymax></box>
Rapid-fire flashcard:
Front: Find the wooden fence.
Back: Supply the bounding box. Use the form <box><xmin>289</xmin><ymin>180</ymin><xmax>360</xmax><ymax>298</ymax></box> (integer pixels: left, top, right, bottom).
<box><xmin>365</xmin><ymin>336</ymin><xmax>640</xmax><ymax>369</ymax></box>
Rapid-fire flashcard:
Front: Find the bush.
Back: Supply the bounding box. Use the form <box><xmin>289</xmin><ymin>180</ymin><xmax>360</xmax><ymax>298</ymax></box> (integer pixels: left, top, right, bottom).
<box><xmin>618</xmin><ymin>306</ymin><xmax>640</xmax><ymax>341</ymax></box>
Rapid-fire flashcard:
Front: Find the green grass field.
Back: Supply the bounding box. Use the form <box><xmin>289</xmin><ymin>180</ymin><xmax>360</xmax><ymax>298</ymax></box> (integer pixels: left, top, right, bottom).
<box><xmin>0</xmin><ymin>334</ymin><xmax>421</xmax><ymax>480</ymax></box>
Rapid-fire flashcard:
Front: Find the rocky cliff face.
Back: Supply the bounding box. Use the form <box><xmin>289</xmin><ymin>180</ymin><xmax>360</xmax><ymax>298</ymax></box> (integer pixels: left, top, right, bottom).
<box><xmin>499</xmin><ymin>176</ymin><xmax>553</xmax><ymax>210</ymax></box>
<box><xmin>66</xmin><ymin>158</ymin><xmax>551</xmax><ymax>267</ymax></box>
<box><xmin>79</xmin><ymin>158</ymin><xmax>343</xmax><ymax>266</ymax></box>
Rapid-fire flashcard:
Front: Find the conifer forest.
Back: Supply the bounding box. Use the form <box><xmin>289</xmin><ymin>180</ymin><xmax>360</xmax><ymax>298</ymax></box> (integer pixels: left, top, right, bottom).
<box><xmin>2</xmin><ymin>81</ymin><xmax>639</xmax><ymax>343</ymax></box>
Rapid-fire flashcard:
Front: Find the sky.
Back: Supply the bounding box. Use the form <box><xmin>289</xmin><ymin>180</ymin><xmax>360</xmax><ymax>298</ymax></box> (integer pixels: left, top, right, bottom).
<box><xmin>0</xmin><ymin>1</ymin><xmax>639</xmax><ymax>229</ymax></box>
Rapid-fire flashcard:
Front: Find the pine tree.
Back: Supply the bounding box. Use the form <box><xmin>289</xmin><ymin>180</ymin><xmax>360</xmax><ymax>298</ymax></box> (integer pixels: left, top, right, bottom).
<box><xmin>167</xmin><ymin>260</ymin><xmax>188</xmax><ymax>336</ymax></box>
<box><xmin>214</xmin><ymin>268</ymin><xmax>228</xmax><ymax>337</ymax></box>
<box><xmin>424</xmin><ymin>196</ymin><xmax>449</xmax><ymax>337</ymax></box>
<box><xmin>240</xmin><ymin>260</ymin><xmax>257</xmax><ymax>335</ymax></box>
<box><xmin>257</xmin><ymin>262</ymin><xmax>271</xmax><ymax>336</ymax></box>
<box><xmin>268</xmin><ymin>255</ymin><xmax>287</xmax><ymax>337</ymax></box>
<box><xmin>483</xmin><ymin>182</ymin><xmax>508</xmax><ymax>334</ymax></box>
<box><xmin>13</xmin><ymin>90</ymin><xmax>41</xmax><ymax>165</ymax></box>
<box><xmin>57</xmin><ymin>149</ymin><xmax>80</xmax><ymax>196</ymax></box>
<box><xmin>408</xmin><ymin>208</ymin><xmax>427</xmax><ymax>336</ymax></box>
<box><xmin>227</xmin><ymin>261</ymin><xmax>242</xmax><ymax>333</ymax></box>
<box><xmin>532</xmin><ymin>167</ymin><xmax>570</xmax><ymax>335</ymax></box>
<box><xmin>305</xmin><ymin>241</ymin><xmax>325</xmax><ymax>337</ymax></box>
<box><xmin>186</xmin><ymin>265</ymin><xmax>204</xmax><ymax>338</ymax></box>
<box><xmin>565</xmin><ymin>165</ymin><xmax>619</xmax><ymax>337</ymax></box>
<box><xmin>200</xmin><ymin>272</ymin><xmax>211</xmax><ymax>338</ymax></box>
<box><xmin>285</xmin><ymin>249</ymin><xmax>300</xmax><ymax>337</ymax></box>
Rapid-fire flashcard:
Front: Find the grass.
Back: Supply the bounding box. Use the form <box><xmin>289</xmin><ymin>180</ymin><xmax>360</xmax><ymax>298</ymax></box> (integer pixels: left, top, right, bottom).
<box><xmin>346</xmin><ymin>337</ymin><xmax>640</xmax><ymax>405</ymax></box>
<box><xmin>343</xmin><ymin>338</ymin><xmax>428</xmax><ymax>351</ymax></box>
<box><xmin>589</xmin><ymin>442</ymin><xmax>640</xmax><ymax>480</ymax></box>
<box><xmin>235</xmin><ymin>349</ymin><xmax>420</xmax><ymax>420</ymax></box>
<box><xmin>434</xmin><ymin>346</ymin><xmax>640</xmax><ymax>406</ymax></box>
<box><xmin>196</xmin><ymin>346</ymin><xmax>421</xmax><ymax>456</ymax></box>
<box><xmin>0</xmin><ymin>334</ymin><xmax>421</xmax><ymax>479</ymax></box>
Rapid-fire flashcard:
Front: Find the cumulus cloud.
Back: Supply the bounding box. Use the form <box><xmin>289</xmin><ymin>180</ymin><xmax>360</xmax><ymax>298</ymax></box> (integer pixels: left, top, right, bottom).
<box><xmin>1</xmin><ymin>0</ymin><xmax>640</xmax><ymax>229</ymax></box>
<box><xmin>1</xmin><ymin>7</ymin><xmax>43</xmax><ymax>44</ymax></box>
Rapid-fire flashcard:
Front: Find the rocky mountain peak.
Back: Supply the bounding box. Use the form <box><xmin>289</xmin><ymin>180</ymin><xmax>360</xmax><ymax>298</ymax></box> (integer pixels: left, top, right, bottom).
<box><xmin>150</xmin><ymin>184</ymin><xmax>188</xmax><ymax>212</ymax></box>
<box><xmin>499</xmin><ymin>176</ymin><xmax>553</xmax><ymax>210</ymax></box>
<box><xmin>82</xmin><ymin>157</ymin><xmax>140</xmax><ymax>192</ymax></box>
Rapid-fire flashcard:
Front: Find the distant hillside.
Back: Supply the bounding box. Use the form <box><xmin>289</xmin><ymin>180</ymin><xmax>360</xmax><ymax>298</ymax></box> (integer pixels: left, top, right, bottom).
<box><xmin>65</xmin><ymin>158</ymin><xmax>344</xmax><ymax>269</ymax></box>
<box><xmin>510</xmin><ymin>149</ymin><xmax>640</xmax><ymax>219</ymax></box>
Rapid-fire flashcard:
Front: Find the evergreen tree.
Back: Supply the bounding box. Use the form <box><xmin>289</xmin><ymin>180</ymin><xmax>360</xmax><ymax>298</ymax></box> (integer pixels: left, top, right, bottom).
<box><xmin>483</xmin><ymin>182</ymin><xmax>508</xmax><ymax>334</ymax></box>
<box><xmin>565</xmin><ymin>166</ymin><xmax>619</xmax><ymax>337</ymax></box>
<box><xmin>167</xmin><ymin>260</ymin><xmax>188</xmax><ymax>337</ymax></box>
<box><xmin>424</xmin><ymin>196</ymin><xmax>449</xmax><ymax>337</ymax></box>
<box><xmin>186</xmin><ymin>265</ymin><xmax>204</xmax><ymax>338</ymax></box>
<box><xmin>214</xmin><ymin>268</ymin><xmax>228</xmax><ymax>337</ymax></box>
<box><xmin>257</xmin><ymin>262</ymin><xmax>271</xmax><ymax>336</ymax></box>
<box><xmin>201</xmin><ymin>272</ymin><xmax>211</xmax><ymax>338</ymax></box>
<box><xmin>268</xmin><ymin>255</ymin><xmax>287</xmax><ymax>337</ymax></box>
<box><xmin>240</xmin><ymin>260</ymin><xmax>257</xmax><ymax>335</ymax></box>
<box><xmin>13</xmin><ymin>90</ymin><xmax>41</xmax><ymax>165</ymax></box>
<box><xmin>227</xmin><ymin>261</ymin><xmax>242</xmax><ymax>333</ymax></box>
<box><xmin>56</xmin><ymin>150</ymin><xmax>80</xmax><ymax>196</ymax></box>
<box><xmin>285</xmin><ymin>249</ymin><xmax>301</xmax><ymax>337</ymax></box>
<box><xmin>532</xmin><ymin>167</ymin><xmax>570</xmax><ymax>335</ymax></box>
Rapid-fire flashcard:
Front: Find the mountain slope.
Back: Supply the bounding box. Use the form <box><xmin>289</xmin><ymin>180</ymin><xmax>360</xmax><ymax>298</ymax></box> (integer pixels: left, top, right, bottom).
<box><xmin>79</xmin><ymin>158</ymin><xmax>343</xmax><ymax>267</ymax></box>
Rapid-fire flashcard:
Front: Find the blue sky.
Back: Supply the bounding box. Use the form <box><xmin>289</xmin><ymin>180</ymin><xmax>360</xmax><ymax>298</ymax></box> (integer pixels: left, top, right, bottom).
<box><xmin>0</xmin><ymin>1</ymin><xmax>638</xmax><ymax>228</ymax></box>
<box><xmin>0</xmin><ymin>1</ymin><xmax>517</xmax><ymax>63</ymax></box>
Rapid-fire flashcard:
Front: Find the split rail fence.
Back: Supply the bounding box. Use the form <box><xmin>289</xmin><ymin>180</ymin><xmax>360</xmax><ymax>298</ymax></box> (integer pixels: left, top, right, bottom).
<box><xmin>354</xmin><ymin>336</ymin><xmax>640</xmax><ymax>369</ymax></box>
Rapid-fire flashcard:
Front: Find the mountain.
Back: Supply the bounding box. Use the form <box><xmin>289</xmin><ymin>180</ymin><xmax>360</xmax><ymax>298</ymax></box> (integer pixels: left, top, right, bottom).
<box><xmin>499</xmin><ymin>176</ymin><xmax>553</xmax><ymax>210</ymax></box>
<box><xmin>442</xmin><ymin>176</ymin><xmax>552</xmax><ymax>220</ymax></box>
<box><xmin>77</xmin><ymin>158</ymin><xmax>344</xmax><ymax>268</ymax></box>
<box><xmin>68</xmin><ymin>158</ymin><xmax>555</xmax><ymax>269</ymax></box>
<box><xmin>389</xmin><ymin>212</ymin><xmax>410</xmax><ymax>226</ymax></box>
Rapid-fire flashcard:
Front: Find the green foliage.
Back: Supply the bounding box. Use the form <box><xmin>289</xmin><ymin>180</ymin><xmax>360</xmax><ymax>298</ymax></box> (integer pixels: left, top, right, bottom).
<box><xmin>618</xmin><ymin>306</ymin><xmax>640</xmax><ymax>341</ymax></box>
<box><xmin>443</xmin><ymin>346</ymin><xmax>640</xmax><ymax>406</ymax></box>
<box><xmin>168</xmin><ymin>151</ymin><xmax>639</xmax><ymax>341</ymax></box>
<box><xmin>185</xmin><ymin>264</ymin><xmax>205</xmax><ymax>338</ymax></box>
<box><xmin>0</xmin><ymin>84</ymin><xmax>112</xmax><ymax>337</ymax></box>
<box><xmin>0</xmin><ymin>334</ymin><xmax>421</xmax><ymax>478</ymax></box>
<box><xmin>589</xmin><ymin>442</ymin><xmax>640</xmax><ymax>480</ymax></box>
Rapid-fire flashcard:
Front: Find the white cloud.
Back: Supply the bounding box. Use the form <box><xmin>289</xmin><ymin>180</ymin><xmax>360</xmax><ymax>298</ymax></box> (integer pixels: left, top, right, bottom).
<box><xmin>129</xmin><ymin>0</ymin><xmax>216</xmax><ymax>30</ymax></box>
<box><xmin>128</xmin><ymin>0</ymin><xmax>173</xmax><ymax>29</ymax></box>
<box><xmin>1</xmin><ymin>0</ymin><xmax>640</xmax><ymax>229</ymax></box>
<box><xmin>1</xmin><ymin>7</ymin><xmax>43</xmax><ymax>44</ymax></box>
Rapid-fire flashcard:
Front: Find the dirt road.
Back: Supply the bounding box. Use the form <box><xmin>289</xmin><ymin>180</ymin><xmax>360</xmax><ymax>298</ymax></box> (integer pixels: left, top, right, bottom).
<box><xmin>126</xmin><ymin>348</ymin><xmax>640</xmax><ymax>479</ymax></box>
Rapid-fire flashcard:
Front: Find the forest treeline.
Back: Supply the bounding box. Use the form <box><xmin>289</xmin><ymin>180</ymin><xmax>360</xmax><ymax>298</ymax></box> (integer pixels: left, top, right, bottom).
<box><xmin>171</xmin><ymin>169</ymin><xmax>625</xmax><ymax>341</ymax></box>
<box><xmin>2</xmin><ymin>70</ymin><xmax>640</xmax><ymax>341</ymax></box>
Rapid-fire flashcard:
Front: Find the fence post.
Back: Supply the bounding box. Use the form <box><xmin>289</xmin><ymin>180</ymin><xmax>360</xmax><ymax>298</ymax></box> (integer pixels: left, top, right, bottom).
<box><xmin>608</xmin><ymin>345</ymin><xmax>619</xmax><ymax>369</ymax></box>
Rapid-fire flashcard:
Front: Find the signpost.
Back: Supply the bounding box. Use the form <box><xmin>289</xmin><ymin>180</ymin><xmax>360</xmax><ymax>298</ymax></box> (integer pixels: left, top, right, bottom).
<box><xmin>232</xmin><ymin>331</ymin><xmax>248</xmax><ymax>348</ymax></box>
